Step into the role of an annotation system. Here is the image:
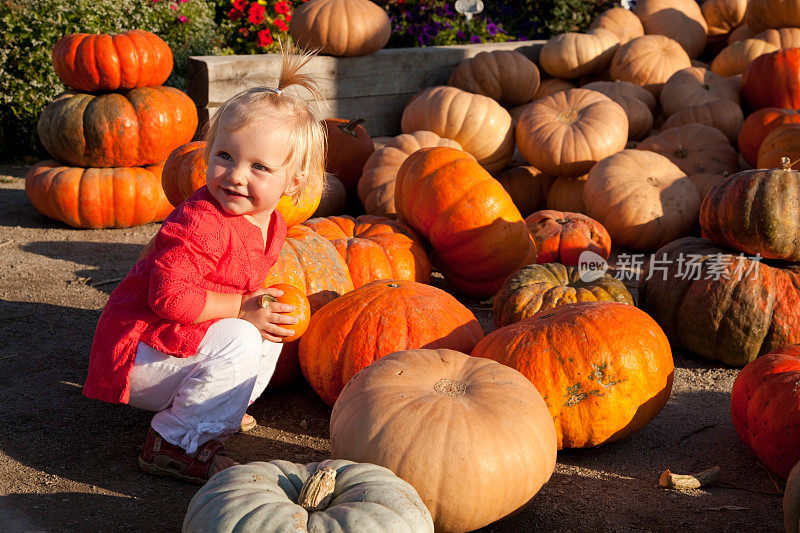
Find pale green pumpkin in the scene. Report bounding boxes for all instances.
[183,459,434,533]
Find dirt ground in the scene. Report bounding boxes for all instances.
[0,162,787,532]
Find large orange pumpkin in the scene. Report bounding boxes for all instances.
[52,30,173,92]
[37,87,197,168]
[738,108,800,167]
[742,47,800,110]
[25,160,173,229]
[330,348,557,533]
[471,301,675,449]
[730,344,800,479]
[298,280,485,406]
[160,140,324,226]
[756,124,800,170]
[302,215,431,287]
[394,147,537,298]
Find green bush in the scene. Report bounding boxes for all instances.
[0,0,224,162]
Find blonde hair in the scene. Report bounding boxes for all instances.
[203,41,327,202]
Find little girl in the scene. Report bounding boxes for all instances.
[83,45,327,484]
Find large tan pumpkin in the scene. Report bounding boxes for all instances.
[661,99,744,144]
[358,130,461,217]
[289,0,391,56]
[330,348,557,533]
[610,35,692,96]
[589,7,645,43]
[447,50,540,106]
[659,67,740,116]
[515,88,628,178]
[539,29,620,79]
[401,86,514,173]
[583,149,700,251]
[754,27,800,48]
[634,0,709,58]
[745,0,800,33]
[636,123,740,176]
[710,38,778,77]
[581,80,656,140]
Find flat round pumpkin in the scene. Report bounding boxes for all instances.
[581,80,656,140]
[358,130,461,217]
[700,160,800,261]
[515,88,628,178]
[661,99,744,144]
[609,35,692,96]
[659,67,740,117]
[330,348,557,533]
[183,459,434,532]
[584,149,700,251]
[298,280,484,406]
[52,30,173,92]
[394,146,536,298]
[638,237,800,366]
[710,37,778,77]
[448,50,541,106]
[289,0,391,56]
[302,214,431,287]
[492,263,633,328]
[539,29,620,79]
[401,86,514,172]
[730,345,800,479]
[25,160,173,229]
[472,301,675,449]
[636,123,740,176]
[37,87,198,168]
[589,7,644,43]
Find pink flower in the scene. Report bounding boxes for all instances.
[178,14,188,23]
[248,3,266,25]
[170,3,177,9]
[257,28,273,47]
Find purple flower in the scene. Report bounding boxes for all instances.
[486,22,498,36]
[470,35,482,44]
[516,34,529,41]
[456,30,467,41]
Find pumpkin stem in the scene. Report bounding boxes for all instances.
[780,156,798,170]
[434,378,467,397]
[298,467,337,512]
[339,118,365,137]
[659,466,720,490]
[674,146,689,159]
[556,110,580,124]
[258,294,277,309]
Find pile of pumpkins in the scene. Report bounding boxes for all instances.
[23,0,800,529]
[26,30,198,229]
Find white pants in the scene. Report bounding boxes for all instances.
[128,318,282,454]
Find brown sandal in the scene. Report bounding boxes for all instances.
[138,428,230,485]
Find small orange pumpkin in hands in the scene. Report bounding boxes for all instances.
[262,284,311,343]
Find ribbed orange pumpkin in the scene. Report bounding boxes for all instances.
[742,48,800,110]
[25,160,173,229]
[471,301,674,449]
[37,87,197,168]
[161,141,324,226]
[526,210,611,266]
[394,147,537,298]
[730,344,800,479]
[161,141,207,207]
[447,50,541,106]
[298,280,485,406]
[302,215,431,287]
[757,124,800,170]
[52,30,173,92]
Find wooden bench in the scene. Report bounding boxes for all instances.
[187,40,545,138]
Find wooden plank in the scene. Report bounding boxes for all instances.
[196,90,420,138]
[187,40,545,108]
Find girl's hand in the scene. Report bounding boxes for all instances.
[239,286,300,343]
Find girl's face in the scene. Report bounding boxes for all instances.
[206,117,298,227]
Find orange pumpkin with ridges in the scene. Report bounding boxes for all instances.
[298,280,484,406]
[394,147,537,298]
[526,209,611,266]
